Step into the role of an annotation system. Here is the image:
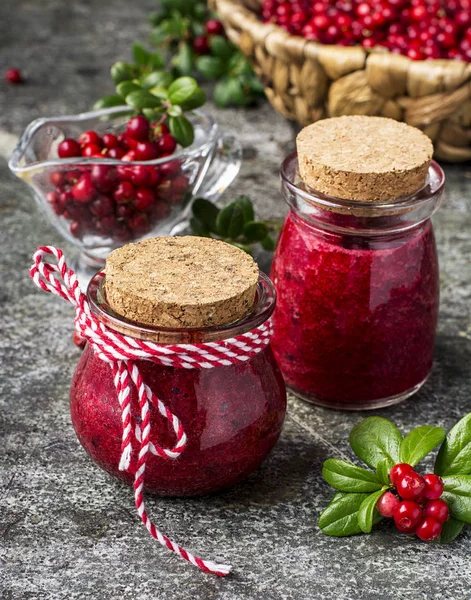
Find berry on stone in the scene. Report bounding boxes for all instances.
[396,471,426,500]
[393,500,423,533]
[126,116,150,141]
[389,463,414,487]
[6,68,23,84]
[424,499,449,524]
[376,491,400,518]
[423,474,444,500]
[58,139,81,159]
[416,516,442,541]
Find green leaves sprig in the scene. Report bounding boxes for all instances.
[94,45,206,147]
[319,414,471,543]
[190,196,281,255]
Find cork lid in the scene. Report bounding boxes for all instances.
[297,116,433,202]
[104,236,259,329]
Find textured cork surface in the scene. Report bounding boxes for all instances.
[297,116,433,202]
[105,236,259,328]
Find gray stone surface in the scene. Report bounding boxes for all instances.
[1,1,471,599]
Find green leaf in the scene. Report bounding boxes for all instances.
[93,95,126,110]
[435,413,471,476]
[168,105,183,117]
[322,459,382,493]
[236,196,254,223]
[196,56,226,79]
[168,76,198,105]
[189,216,210,237]
[125,90,163,110]
[216,202,244,239]
[358,489,387,534]
[141,70,174,90]
[318,493,372,537]
[132,42,150,65]
[210,36,235,60]
[442,475,471,523]
[149,87,169,101]
[142,108,162,121]
[110,61,136,84]
[243,221,269,243]
[169,115,194,147]
[148,51,165,70]
[376,459,391,486]
[150,27,170,46]
[349,417,402,470]
[399,425,447,467]
[261,234,275,252]
[178,88,206,111]
[437,517,466,544]
[116,81,141,98]
[174,41,194,76]
[192,198,220,233]
[213,78,233,108]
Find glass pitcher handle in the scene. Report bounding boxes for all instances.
[193,132,242,203]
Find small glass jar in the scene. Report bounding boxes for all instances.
[270,152,444,410]
[70,271,286,496]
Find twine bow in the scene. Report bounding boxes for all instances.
[30,245,273,577]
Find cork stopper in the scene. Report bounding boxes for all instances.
[297,116,433,202]
[104,236,259,329]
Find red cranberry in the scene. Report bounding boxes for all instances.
[159,160,181,179]
[113,181,135,204]
[117,133,130,150]
[6,68,23,84]
[102,133,119,149]
[396,471,426,500]
[423,474,444,499]
[394,501,423,533]
[126,116,150,142]
[78,131,102,148]
[151,201,171,221]
[72,173,95,203]
[49,171,64,186]
[70,221,82,238]
[106,147,125,159]
[376,491,400,518]
[390,463,414,487]
[116,165,133,181]
[129,212,148,231]
[152,122,170,138]
[157,134,177,156]
[116,204,133,219]
[91,165,116,192]
[58,139,81,159]
[134,187,155,211]
[146,167,161,187]
[114,224,132,241]
[122,150,137,162]
[90,195,114,217]
[130,165,150,187]
[100,215,117,231]
[134,141,159,161]
[171,174,188,194]
[193,36,210,54]
[65,170,82,184]
[416,516,442,541]
[206,19,225,35]
[81,144,103,157]
[424,499,449,524]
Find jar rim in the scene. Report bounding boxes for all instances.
[87,270,276,344]
[281,152,445,214]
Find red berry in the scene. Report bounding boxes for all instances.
[90,195,114,217]
[206,19,225,35]
[146,167,161,187]
[6,68,23,84]
[116,204,133,219]
[81,143,102,157]
[390,463,414,487]
[70,221,82,238]
[376,491,400,518]
[102,133,119,149]
[159,160,181,179]
[393,501,423,533]
[58,139,81,159]
[134,187,155,211]
[193,35,210,54]
[72,173,95,203]
[100,215,117,231]
[134,141,159,161]
[113,181,135,204]
[130,165,150,187]
[49,171,64,186]
[129,212,148,231]
[152,122,170,138]
[423,474,444,499]
[158,134,177,155]
[114,224,132,241]
[126,116,150,142]
[122,150,137,162]
[416,516,442,541]
[396,471,426,500]
[424,499,449,524]
[91,165,116,192]
[151,201,171,221]
[117,133,130,150]
[78,131,102,148]
[106,147,125,159]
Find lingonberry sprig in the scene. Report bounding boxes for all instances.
[319,414,471,544]
[148,0,264,107]
[190,196,281,255]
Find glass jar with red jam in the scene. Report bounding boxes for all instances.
[271,116,444,410]
[70,237,286,495]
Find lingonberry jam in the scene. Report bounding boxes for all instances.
[270,152,444,409]
[70,270,286,496]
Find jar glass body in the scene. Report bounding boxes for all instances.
[70,273,286,496]
[270,153,444,410]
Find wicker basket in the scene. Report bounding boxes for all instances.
[210,0,471,162]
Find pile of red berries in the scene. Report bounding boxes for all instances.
[261,0,471,61]
[47,115,188,242]
[193,19,226,55]
[376,463,449,541]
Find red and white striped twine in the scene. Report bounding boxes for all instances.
[30,245,273,577]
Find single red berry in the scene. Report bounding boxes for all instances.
[91,165,116,192]
[376,491,400,518]
[116,204,133,219]
[424,499,449,524]
[193,35,210,54]
[102,133,119,149]
[116,164,133,181]
[206,19,225,35]
[69,221,82,238]
[170,174,188,193]
[416,516,442,541]
[58,139,81,159]
[126,116,150,141]
[106,147,125,159]
[6,68,23,84]
[121,150,137,162]
[129,212,148,231]
[113,181,135,204]
[158,134,177,155]
[423,474,444,499]
[394,500,423,533]
[72,173,95,203]
[81,143,102,157]
[100,215,117,231]
[151,201,171,221]
[49,171,64,186]
[146,166,161,187]
[114,224,132,241]
[78,131,102,148]
[134,141,159,161]
[134,187,155,211]
[396,471,426,500]
[117,133,130,150]
[130,165,150,187]
[390,463,414,487]
[90,195,114,217]
[159,160,181,179]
